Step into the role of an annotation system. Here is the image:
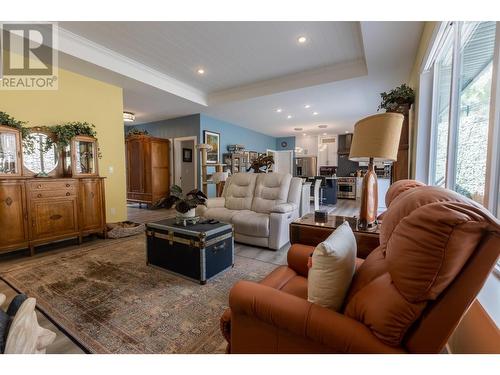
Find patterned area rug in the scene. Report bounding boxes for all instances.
[0,235,277,353]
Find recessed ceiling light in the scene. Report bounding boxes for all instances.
[323,132,327,136]
[197,68,205,75]
[294,127,303,131]
[313,112,318,116]
[304,104,311,109]
[318,125,328,129]
[287,115,292,119]
[297,36,307,44]
[303,133,307,136]
[345,130,349,133]
[276,108,282,113]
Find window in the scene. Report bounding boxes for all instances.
[430,31,453,187]
[428,21,498,206]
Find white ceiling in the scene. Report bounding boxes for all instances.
[204,22,424,136]
[55,21,424,136]
[60,22,365,94]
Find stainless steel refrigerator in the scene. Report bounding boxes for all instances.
[294,156,317,177]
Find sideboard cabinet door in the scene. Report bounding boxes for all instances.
[0,180,28,252]
[30,198,79,240]
[79,178,105,232]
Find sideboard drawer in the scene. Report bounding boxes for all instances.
[30,189,77,200]
[28,180,77,191]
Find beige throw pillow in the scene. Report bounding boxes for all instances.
[307,221,357,311]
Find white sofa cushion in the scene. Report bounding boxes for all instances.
[225,173,257,211]
[202,207,239,223]
[271,202,297,213]
[251,173,292,214]
[307,221,357,311]
[231,210,270,237]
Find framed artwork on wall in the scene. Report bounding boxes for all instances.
[203,130,220,164]
[182,148,192,162]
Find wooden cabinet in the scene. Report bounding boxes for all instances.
[30,198,79,240]
[0,180,28,253]
[79,178,105,234]
[126,135,170,205]
[0,178,106,256]
[0,126,107,256]
[0,125,23,177]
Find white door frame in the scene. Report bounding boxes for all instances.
[173,136,198,189]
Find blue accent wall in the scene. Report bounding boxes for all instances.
[200,114,276,154]
[129,114,200,140]
[276,136,296,151]
[126,113,280,198]
[200,114,277,197]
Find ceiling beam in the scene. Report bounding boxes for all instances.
[207,58,368,106]
[57,26,208,106]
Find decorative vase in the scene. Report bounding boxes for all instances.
[176,208,196,219]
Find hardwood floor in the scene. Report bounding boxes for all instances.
[0,198,361,354]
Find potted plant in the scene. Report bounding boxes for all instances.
[378,83,415,112]
[164,185,207,220]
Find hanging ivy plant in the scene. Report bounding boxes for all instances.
[1,112,97,155]
[378,83,415,111]
[126,127,149,136]
[0,111,29,137]
[50,122,97,148]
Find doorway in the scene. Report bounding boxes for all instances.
[173,136,198,193]
[267,149,294,174]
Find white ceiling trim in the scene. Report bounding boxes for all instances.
[57,27,208,106]
[207,58,368,105]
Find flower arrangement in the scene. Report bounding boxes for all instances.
[378,83,415,112]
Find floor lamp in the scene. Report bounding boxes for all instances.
[349,113,404,229]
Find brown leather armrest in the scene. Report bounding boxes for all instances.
[287,244,314,277]
[229,281,404,353]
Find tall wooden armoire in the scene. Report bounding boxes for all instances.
[126,134,170,206]
[389,104,410,183]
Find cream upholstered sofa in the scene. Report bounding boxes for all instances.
[197,173,302,250]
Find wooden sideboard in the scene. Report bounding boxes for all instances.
[0,125,107,256]
[0,177,106,256]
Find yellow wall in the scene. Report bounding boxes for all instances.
[0,68,126,222]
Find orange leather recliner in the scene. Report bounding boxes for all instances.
[220,181,500,353]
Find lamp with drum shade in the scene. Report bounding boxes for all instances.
[349,113,404,229]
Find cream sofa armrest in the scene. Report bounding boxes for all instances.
[271,203,297,213]
[206,197,226,209]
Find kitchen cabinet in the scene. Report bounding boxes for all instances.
[295,135,318,156]
[318,135,338,166]
[338,133,353,154]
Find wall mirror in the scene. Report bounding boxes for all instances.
[23,132,59,175]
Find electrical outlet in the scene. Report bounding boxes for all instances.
[108,166,114,174]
